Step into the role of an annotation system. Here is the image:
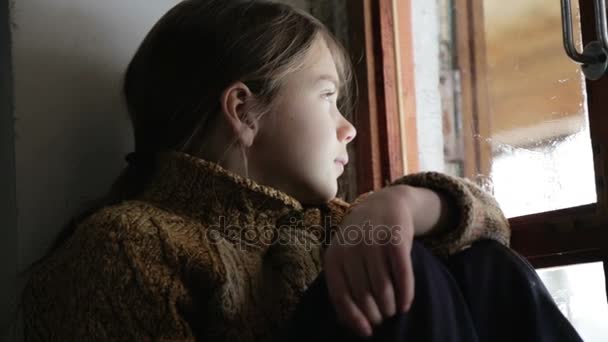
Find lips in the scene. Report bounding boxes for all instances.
[335,161,345,176]
[334,156,349,167]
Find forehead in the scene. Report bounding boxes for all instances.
[298,37,340,84]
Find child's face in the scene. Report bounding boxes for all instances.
[250,37,357,205]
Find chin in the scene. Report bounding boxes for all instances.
[301,182,337,206]
[318,182,338,203]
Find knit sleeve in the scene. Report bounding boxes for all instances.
[22,208,220,341]
[321,172,509,259]
[389,171,511,257]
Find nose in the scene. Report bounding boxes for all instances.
[338,116,357,144]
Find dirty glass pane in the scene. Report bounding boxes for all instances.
[439,0,597,218]
[537,262,608,341]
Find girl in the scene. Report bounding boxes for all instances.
[21,0,582,341]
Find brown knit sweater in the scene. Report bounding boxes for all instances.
[22,149,510,341]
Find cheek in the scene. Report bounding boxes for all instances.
[292,111,336,163]
[275,100,335,152]
[260,128,340,203]
[257,98,339,182]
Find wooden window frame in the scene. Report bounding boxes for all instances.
[347,0,410,194]
[347,0,608,278]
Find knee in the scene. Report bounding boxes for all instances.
[410,240,433,262]
[454,239,540,283]
[410,240,446,273]
[466,239,511,257]
[466,239,528,267]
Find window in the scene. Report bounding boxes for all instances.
[537,262,608,340]
[440,0,596,218]
[345,0,608,340]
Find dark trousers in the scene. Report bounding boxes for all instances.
[279,240,584,342]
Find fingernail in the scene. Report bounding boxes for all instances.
[361,323,372,337]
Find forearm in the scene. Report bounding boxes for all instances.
[392,185,458,238]
[383,171,510,256]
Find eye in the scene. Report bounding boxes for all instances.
[322,91,337,101]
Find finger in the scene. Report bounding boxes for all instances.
[364,246,396,318]
[344,252,384,327]
[325,257,373,338]
[388,240,415,313]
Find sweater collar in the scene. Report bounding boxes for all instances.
[136,149,329,249]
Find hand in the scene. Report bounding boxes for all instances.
[322,185,416,338]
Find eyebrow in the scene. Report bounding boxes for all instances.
[315,74,340,88]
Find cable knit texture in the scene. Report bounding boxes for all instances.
[22,150,510,341]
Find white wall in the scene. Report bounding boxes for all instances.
[12,0,179,276]
[4,0,179,339]
[411,0,445,172]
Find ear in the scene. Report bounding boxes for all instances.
[219,81,258,147]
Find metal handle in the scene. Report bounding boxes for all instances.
[561,0,608,80]
[594,0,608,52]
[562,0,597,64]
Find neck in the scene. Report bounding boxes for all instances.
[135,149,307,250]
